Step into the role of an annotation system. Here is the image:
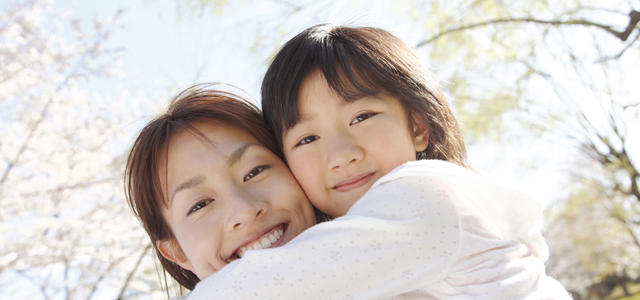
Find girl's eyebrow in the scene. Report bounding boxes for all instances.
[292,114,313,126]
[171,176,206,207]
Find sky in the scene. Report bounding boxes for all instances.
[55,0,421,102]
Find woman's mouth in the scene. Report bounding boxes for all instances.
[234,224,286,258]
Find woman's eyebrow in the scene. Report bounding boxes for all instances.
[169,143,261,206]
[171,176,206,206]
[227,143,260,167]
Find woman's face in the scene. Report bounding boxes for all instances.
[158,121,316,280]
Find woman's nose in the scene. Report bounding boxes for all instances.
[326,132,364,171]
[226,193,268,231]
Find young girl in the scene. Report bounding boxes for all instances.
[124,85,320,294]
[186,24,571,299]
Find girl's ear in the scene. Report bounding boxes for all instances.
[412,122,430,152]
[157,240,193,272]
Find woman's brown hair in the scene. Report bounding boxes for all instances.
[124,84,328,292]
[261,24,470,169]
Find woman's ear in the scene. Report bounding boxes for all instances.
[412,122,430,152]
[157,240,193,272]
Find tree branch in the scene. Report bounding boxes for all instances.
[417,10,640,47]
[85,256,126,300]
[629,165,640,202]
[609,205,640,250]
[621,101,640,110]
[597,30,640,62]
[621,10,640,41]
[116,243,151,300]
[0,15,116,186]
[17,269,53,300]
[64,258,70,300]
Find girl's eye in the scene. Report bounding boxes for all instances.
[188,199,213,216]
[350,112,378,125]
[243,165,271,182]
[295,135,319,147]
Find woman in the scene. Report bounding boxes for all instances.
[124,84,321,294]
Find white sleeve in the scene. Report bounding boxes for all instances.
[187,173,462,300]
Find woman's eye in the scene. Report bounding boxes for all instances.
[243,165,271,182]
[350,112,377,125]
[295,135,319,147]
[188,199,213,216]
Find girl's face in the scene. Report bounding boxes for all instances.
[282,71,429,217]
[158,121,316,280]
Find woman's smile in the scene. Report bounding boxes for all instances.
[158,121,316,279]
[234,223,287,258]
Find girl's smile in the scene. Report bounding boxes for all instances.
[282,71,429,217]
[332,172,376,192]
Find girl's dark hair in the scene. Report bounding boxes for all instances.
[261,24,470,169]
[124,84,328,292]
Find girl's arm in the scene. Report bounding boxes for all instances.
[186,170,463,300]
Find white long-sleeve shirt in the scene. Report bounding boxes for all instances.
[182,160,570,300]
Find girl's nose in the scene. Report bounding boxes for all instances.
[226,193,268,231]
[326,132,364,171]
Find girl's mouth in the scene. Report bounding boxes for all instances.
[333,172,375,192]
[234,224,286,258]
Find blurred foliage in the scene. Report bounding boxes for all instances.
[0,1,163,299]
[175,0,227,19]
[421,2,640,297]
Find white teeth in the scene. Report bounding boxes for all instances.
[253,241,264,250]
[235,226,285,258]
[261,237,272,248]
